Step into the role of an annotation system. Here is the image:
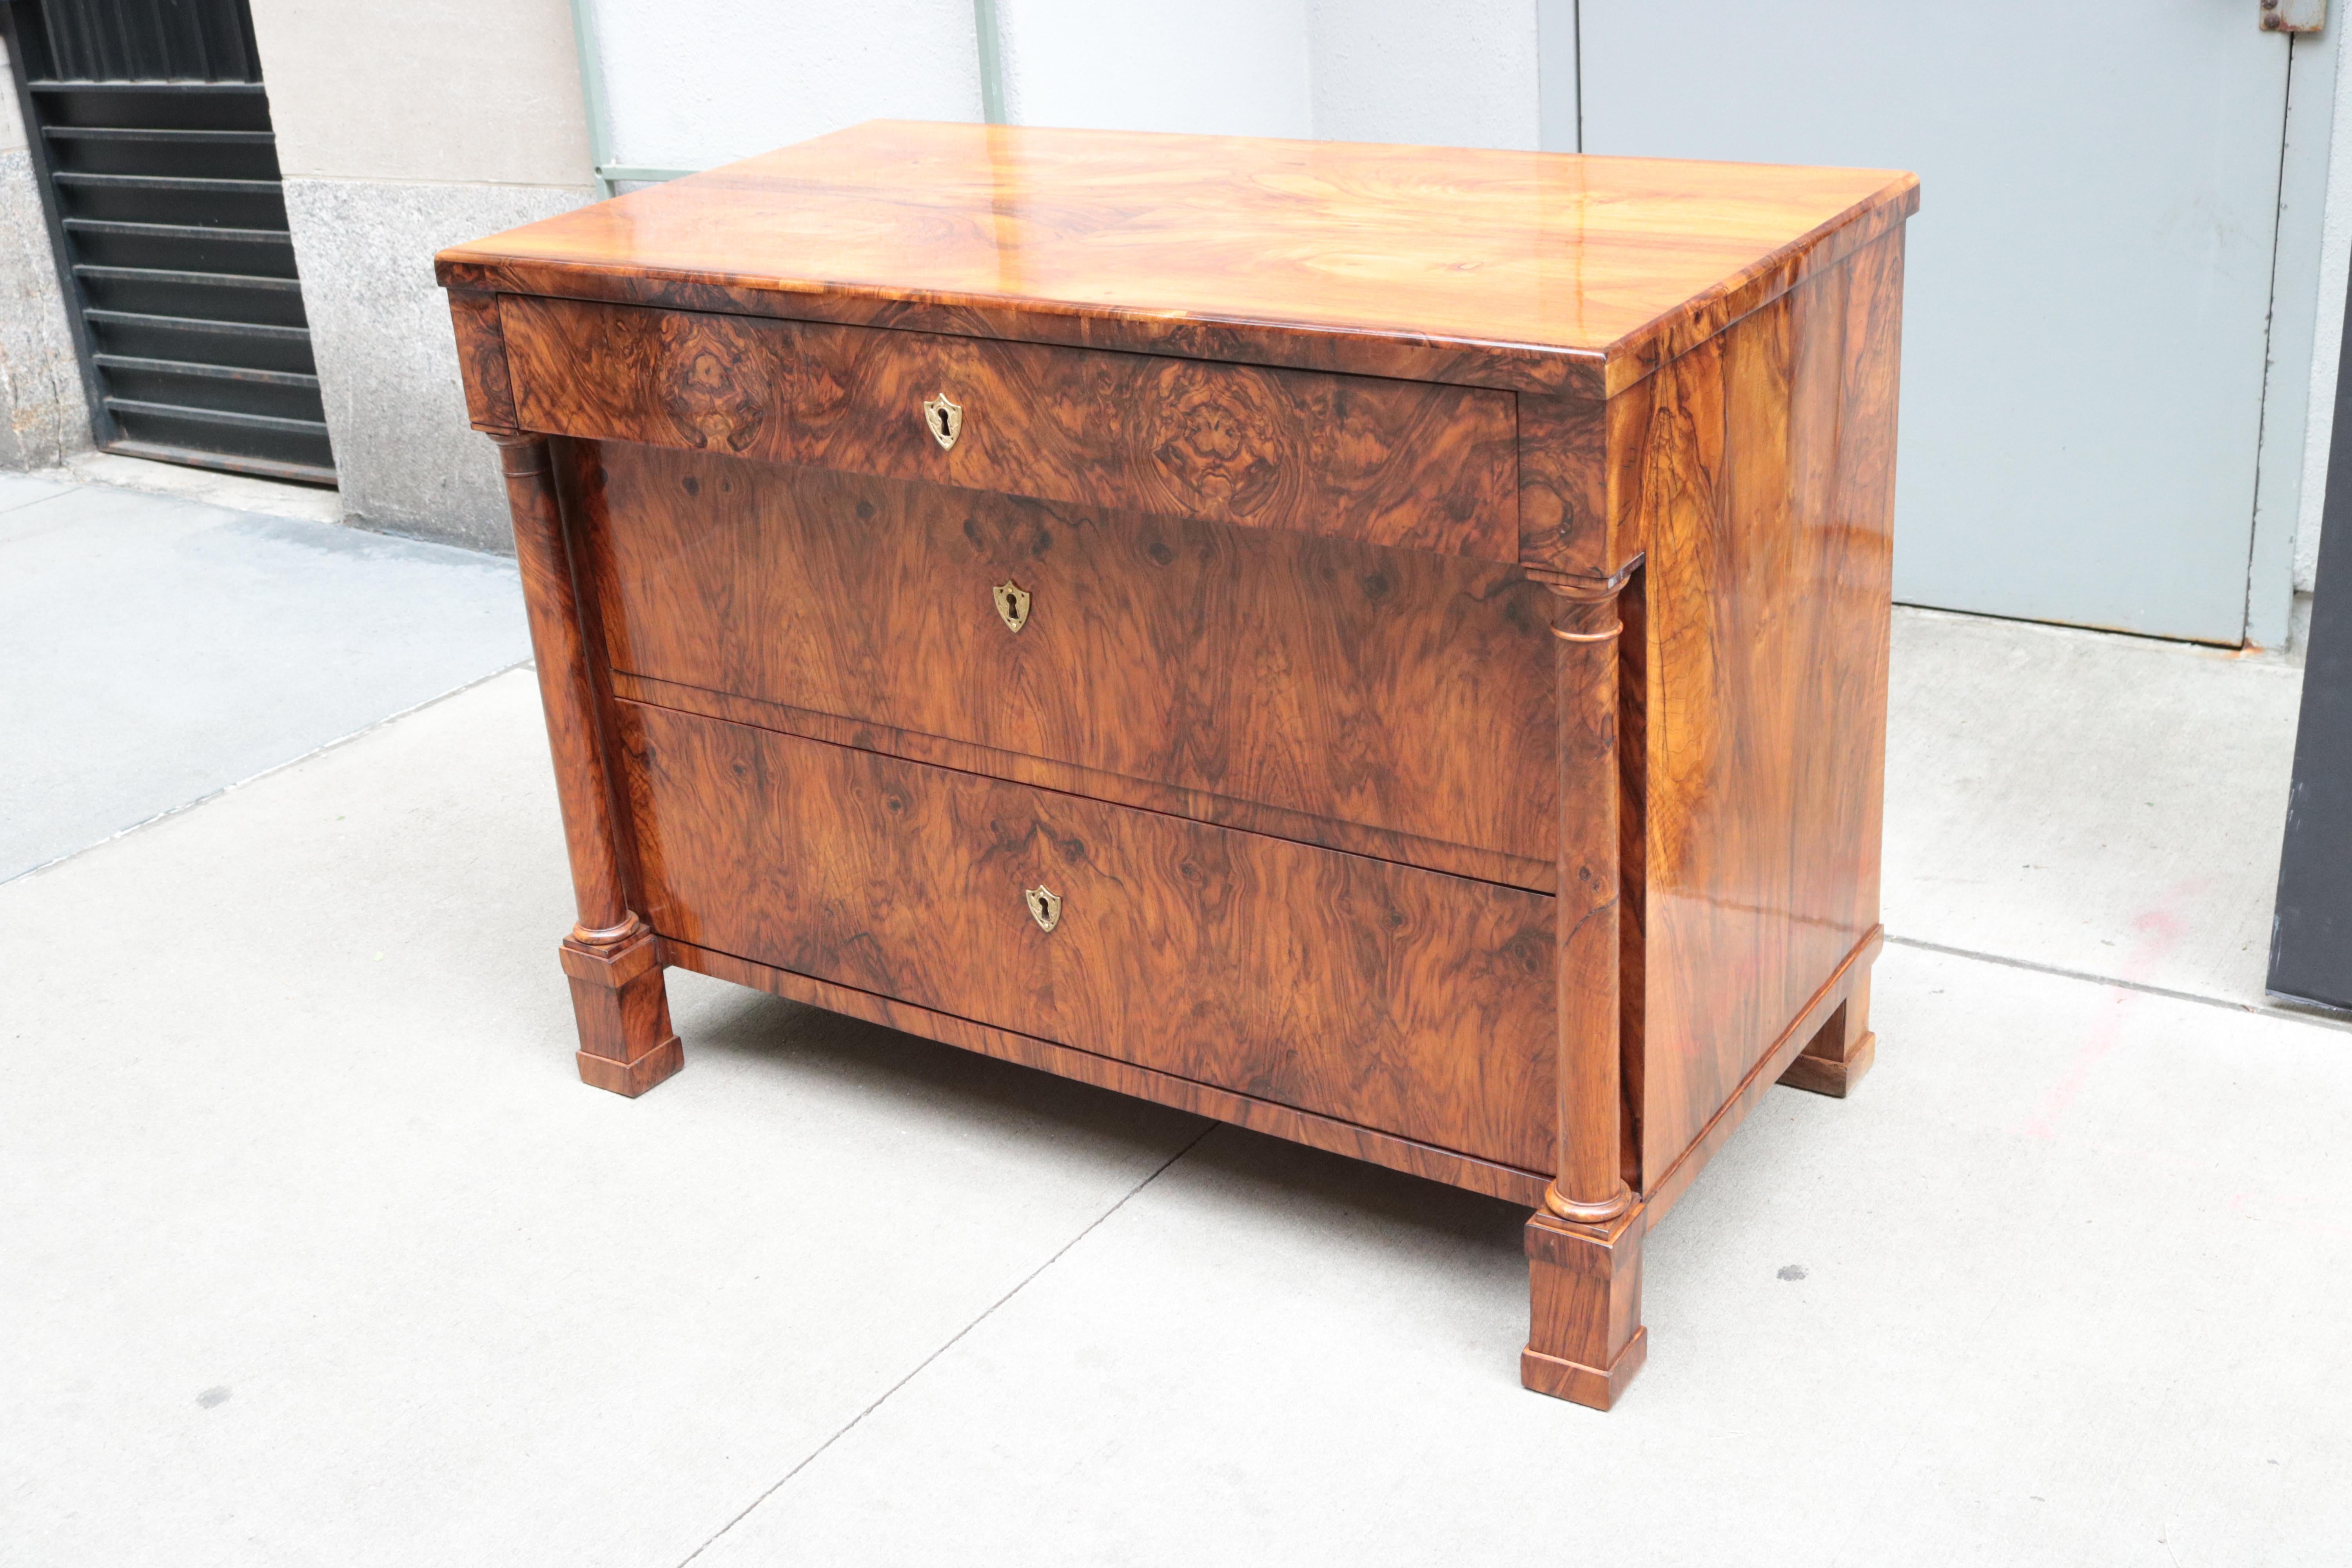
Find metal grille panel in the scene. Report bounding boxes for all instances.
[3,0,335,486]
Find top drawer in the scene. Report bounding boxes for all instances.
[498,295,1519,562]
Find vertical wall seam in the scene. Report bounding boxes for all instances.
[974,0,1006,125]
[566,0,616,196]
[2246,37,2305,648]
[1573,0,1583,152]
[2248,25,2342,650]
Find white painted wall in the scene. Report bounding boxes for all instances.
[997,0,1312,138]
[967,1,1545,147]
[584,0,1544,165]
[1308,0,1539,150]
[592,0,985,171]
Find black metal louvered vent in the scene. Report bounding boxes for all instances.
[3,0,335,485]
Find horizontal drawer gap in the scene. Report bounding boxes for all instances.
[64,218,291,245]
[91,353,319,389]
[103,397,328,436]
[75,264,302,291]
[83,308,309,341]
[53,171,281,194]
[42,125,274,144]
[105,438,335,486]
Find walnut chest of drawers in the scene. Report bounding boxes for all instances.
[437,120,1916,1410]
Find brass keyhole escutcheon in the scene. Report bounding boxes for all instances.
[922,391,963,451]
[1025,884,1062,933]
[993,579,1031,634]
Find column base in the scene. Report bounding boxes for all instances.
[575,1037,684,1097]
[559,926,683,1098]
[1522,1203,1646,1410]
[1521,1327,1648,1409]
[1778,974,1875,1099]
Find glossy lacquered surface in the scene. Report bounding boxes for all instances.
[503,295,1520,559]
[570,443,1557,876]
[614,700,1558,1171]
[1629,228,1902,1199]
[445,123,1912,1412]
[437,120,1916,396]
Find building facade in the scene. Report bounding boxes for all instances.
[3,0,2347,647]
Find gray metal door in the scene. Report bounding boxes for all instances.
[1577,2,2302,644]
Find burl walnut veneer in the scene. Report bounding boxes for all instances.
[437,120,1915,1410]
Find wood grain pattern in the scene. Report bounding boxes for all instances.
[440,124,1914,1413]
[667,938,1551,1207]
[500,435,632,940]
[497,433,681,1097]
[1521,1206,1645,1408]
[1642,929,1880,1227]
[447,289,517,434]
[436,120,1917,398]
[611,671,1554,893]
[560,926,682,1096]
[570,443,1557,868]
[614,701,1560,1171]
[1625,226,1903,1191]
[1519,393,1615,578]
[1539,576,1635,1226]
[502,296,1520,561]
[1776,973,1876,1098]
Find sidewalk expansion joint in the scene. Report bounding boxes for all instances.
[1884,933,2352,1034]
[673,1120,1220,1567]
[0,659,534,889]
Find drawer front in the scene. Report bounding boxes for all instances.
[577,443,1558,870]
[616,701,1556,1172]
[503,294,1519,561]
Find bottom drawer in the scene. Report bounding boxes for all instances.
[614,700,1557,1172]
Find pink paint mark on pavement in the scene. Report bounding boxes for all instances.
[2021,879,2209,1139]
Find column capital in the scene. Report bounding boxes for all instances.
[1527,552,1643,604]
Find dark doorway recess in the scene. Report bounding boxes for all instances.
[2270,251,2352,1012]
[2,0,335,485]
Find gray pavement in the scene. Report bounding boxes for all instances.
[0,470,525,881]
[1,477,2344,1566]
[1883,606,2306,1010]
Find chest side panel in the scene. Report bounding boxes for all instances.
[1633,227,1902,1189]
[575,442,1558,869]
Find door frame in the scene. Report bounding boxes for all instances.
[2249,26,2339,651]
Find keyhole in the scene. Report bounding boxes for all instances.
[922,393,962,450]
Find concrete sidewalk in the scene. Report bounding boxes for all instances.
[2,483,2344,1566]
[0,468,525,882]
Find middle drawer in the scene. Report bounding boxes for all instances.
[576,440,1559,875]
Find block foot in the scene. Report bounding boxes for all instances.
[1522,1204,1645,1409]
[1778,976,1875,1099]
[1521,1326,1648,1408]
[576,1036,684,1097]
[560,925,684,1098]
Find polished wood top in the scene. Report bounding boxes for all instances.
[436,120,1915,396]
